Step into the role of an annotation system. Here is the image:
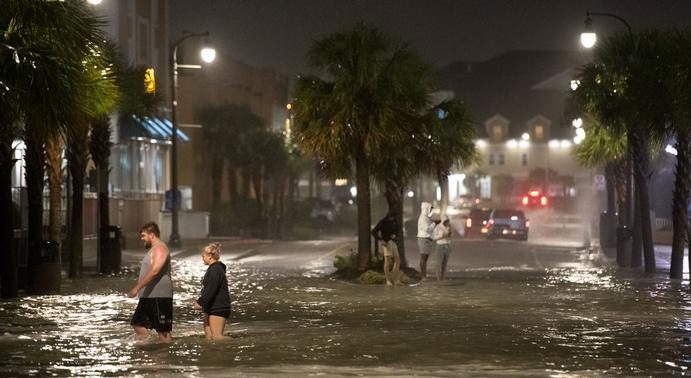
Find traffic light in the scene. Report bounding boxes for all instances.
[144,67,156,94]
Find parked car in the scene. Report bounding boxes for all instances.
[486,209,529,241]
[464,208,492,237]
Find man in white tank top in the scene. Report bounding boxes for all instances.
[127,222,173,341]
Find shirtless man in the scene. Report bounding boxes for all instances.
[127,222,173,341]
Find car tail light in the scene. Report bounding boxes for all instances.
[529,191,540,197]
[488,219,494,226]
[466,218,472,228]
[541,196,547,206]
[525,220,530,228]
[522,196,529,205]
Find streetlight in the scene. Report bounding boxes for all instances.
[580,10,633,49]
[169,31,215,248]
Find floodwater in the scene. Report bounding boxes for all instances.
[2,250,691,377]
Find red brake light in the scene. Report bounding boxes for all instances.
[466,218,472,228]
[522,196,529,205]
[541,196,547,206]
[488,219,495,225]
[529,191,540,197]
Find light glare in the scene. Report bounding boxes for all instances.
[200,47,216,63]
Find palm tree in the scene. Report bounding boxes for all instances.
[419,99,477,217]
[66,40,118,278]
[573,31,671,273]
[197,105,228,209]
[1,0,105,293]
[293,23,432,271]
[667,31,691,279]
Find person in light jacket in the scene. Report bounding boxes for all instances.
[417,202,436,279]
[433,216,453,280]
[194,242,231,340]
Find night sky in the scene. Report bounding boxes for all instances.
[170,0,691,75]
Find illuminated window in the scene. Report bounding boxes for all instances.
[492,125,503,140]
[535,125,544,140]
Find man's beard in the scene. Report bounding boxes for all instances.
[145,241,152,249]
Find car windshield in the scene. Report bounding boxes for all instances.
[493,210,525,219]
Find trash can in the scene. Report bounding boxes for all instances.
[28,240,61,295]
[100,225,122,274]
[616,225,632,267]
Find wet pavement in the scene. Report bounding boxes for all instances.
[1,236,691,377]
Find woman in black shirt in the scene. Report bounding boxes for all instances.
[194,242,231,340]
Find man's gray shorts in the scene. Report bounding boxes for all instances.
[417,237,435,255]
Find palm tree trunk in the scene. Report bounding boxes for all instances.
[240,169,251,200]
[670,131,691,279]
[631,188,642,267]
[46,136,63,242]
[438,170,449,217]
[25,125,46,268]
[630,131,655,273]
[0,137,17,298]
[355,150,372,271]
[283,174,296,238]
[384,182,407,268]
[97,164,109,269]
[67,125,89,278]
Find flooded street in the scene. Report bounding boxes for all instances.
[2,238,691,377]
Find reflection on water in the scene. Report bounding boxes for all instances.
[1,257,691,376]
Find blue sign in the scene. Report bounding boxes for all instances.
[164,190,181,211]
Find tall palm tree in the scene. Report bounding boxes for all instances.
[66,40,118,278]
[1,0,105,293]
[574,31,670,273]
[571,111,628,248]
[667,30,691,279]
[293,24,432,271]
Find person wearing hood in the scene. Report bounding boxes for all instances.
[433,216,453,280]
[194,242,231,340]
[417,202,436,279]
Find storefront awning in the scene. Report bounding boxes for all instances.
[130,114,190,142]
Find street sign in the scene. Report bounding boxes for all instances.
[593,174,606,191]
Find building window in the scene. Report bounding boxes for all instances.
[522,153,528,166]
[489,153,495,165]
[492,125,503,141]
[535,125,544,140]
[498,153,505,166]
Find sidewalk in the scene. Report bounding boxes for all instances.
[597,229,689,273]
[83,236,272,270]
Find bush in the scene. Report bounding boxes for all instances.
[358,270,386,284]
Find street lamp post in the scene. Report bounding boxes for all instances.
[579,11,634,264]
[169,31,215,248]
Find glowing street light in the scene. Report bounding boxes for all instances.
[580,10,632,49]
[168,31,215,248]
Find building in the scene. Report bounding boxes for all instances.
[439,50,595,205]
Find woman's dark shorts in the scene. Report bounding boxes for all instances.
[130,297,173,332]
[207,309,231,319]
